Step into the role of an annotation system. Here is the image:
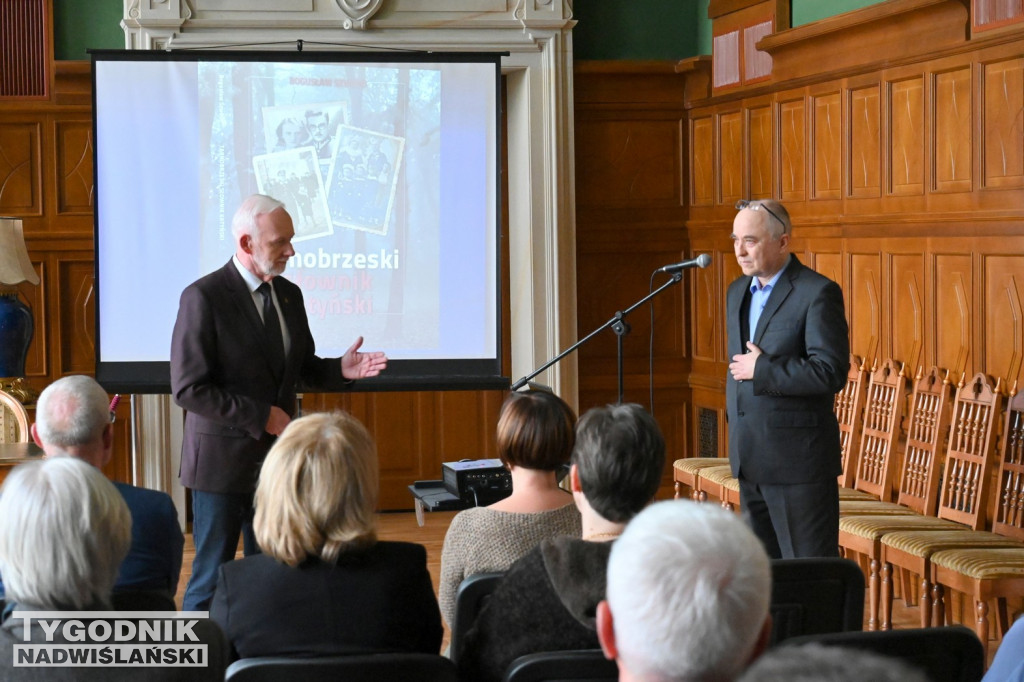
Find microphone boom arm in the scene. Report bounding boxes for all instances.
[511,270,685,403]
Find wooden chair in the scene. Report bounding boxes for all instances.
[879,385,1024,630]
[0,388,29,444]
[927,386,1024,658]
[694,463,741,511]
[673,456,729,501]
[837,371,993,631]
[836,354,868,492]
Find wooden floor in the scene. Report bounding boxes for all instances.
[176,510,1006,666]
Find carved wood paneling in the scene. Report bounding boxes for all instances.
[934,66,972,193]
[889,77,925,196]
[850,253,882,362]
[982,57,1024,190]
[983,255,1024,384]
[692,261,718,362]
[55,120,94,214]
[574,118,684,208]
[719,110,744,202]
[21,261,46,378]
[890,253,926,374]
[812,92,842,199]
[850,85,881,198]
[58,259,95,375]
[691,116,714,205]
[779,98,806,202]
[934,254,973,378]
[0,123,42,214]
[748,104,773,198]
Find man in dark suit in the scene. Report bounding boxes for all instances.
[170,193,386,611]
[726,199,849,559]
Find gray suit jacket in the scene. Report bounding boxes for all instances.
[725,255,849,484]
[170,260,349,494]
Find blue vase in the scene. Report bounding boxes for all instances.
[0,293,33,377]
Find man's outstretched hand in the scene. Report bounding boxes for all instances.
[341,336,388,380]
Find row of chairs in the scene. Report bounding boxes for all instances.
[673,356,1024,658]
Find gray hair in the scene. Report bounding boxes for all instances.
[0,457,131,609]
[231,193,285,241]
[35,375,110,449]
[736,644,930,682]
[606,500,771,682]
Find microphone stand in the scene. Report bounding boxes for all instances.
[511,271,684,403]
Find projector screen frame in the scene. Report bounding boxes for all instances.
[90,48,509,395]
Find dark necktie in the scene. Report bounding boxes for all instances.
[257,281,286,372]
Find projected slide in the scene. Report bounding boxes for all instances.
[93,52,503,392]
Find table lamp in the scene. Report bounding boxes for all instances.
[0,217,40,403]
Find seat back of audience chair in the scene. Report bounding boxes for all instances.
[503,649,618,682]
[450,571,504,664]
[769,557,865,645]
[779,625,984,682]
[225,653,459,682]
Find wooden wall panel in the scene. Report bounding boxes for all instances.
[982,57,1024,190]
[779,98,806,202]
[21,261,47,378]
[0,122,42,214]
[575,118,684,207]
[850,253,883,360]
[748,104,773,198]
[692,259,718,362]
[889,77,925,196]
[890,252,926,373]
[934,254,973,378]
[57,259,95,375]
[55,120,94,214]
[849,85,881,198]
[719,110,744,202]
[692,116,715,206]
[812,92,842,199]
[934,66,973,193]
[983,255,1024,383]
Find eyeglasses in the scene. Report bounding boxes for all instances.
[735,200,787,234]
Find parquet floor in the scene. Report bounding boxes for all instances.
[176,510,1007,668]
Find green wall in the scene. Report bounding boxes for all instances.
[50,0,889,62]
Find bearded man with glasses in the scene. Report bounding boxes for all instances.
[725,199,850,559]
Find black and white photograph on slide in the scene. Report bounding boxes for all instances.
[253,148,332,242]
[326,125,405,236]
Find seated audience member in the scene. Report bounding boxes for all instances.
[984,616,1024,682]
[439,390,581,627]
[0,457,226,681]
[0,375,183,600]
[737,644,929,682]
[210,411,442,659]
[456,403,664,682]
[596,500,772,682]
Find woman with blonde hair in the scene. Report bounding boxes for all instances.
[210,411,442,660]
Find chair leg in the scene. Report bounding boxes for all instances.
[900,568,916,606]
[880,562,892,631]
[868,559,880,632]
[919,577,932,628]
[931,583,945,627]
[674,481,681,499]
[975,599,990,662]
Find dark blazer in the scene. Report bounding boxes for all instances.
[170,260,348,494]
[725,255,849,485]
[210,541,443,660]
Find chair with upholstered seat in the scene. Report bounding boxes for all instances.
[836,355,869,493]
[449,571,504,665]
[673,457,731,501]
[503,649,618,681]
[0,388,29,444]
[837,371,994,630]
[779,625,985,682]
[225,653,460,682]
[878,385,1024,630]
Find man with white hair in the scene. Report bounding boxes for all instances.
[597,500,773,682]
[0,374,184,599]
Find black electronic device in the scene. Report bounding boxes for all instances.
[442,458,512,506]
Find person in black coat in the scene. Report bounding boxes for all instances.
[209,411,442,660]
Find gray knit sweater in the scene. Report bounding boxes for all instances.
[438,503,581,626]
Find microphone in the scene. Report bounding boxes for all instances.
[658,253,711,274]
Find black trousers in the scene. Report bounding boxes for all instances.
[739,477,839,559]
